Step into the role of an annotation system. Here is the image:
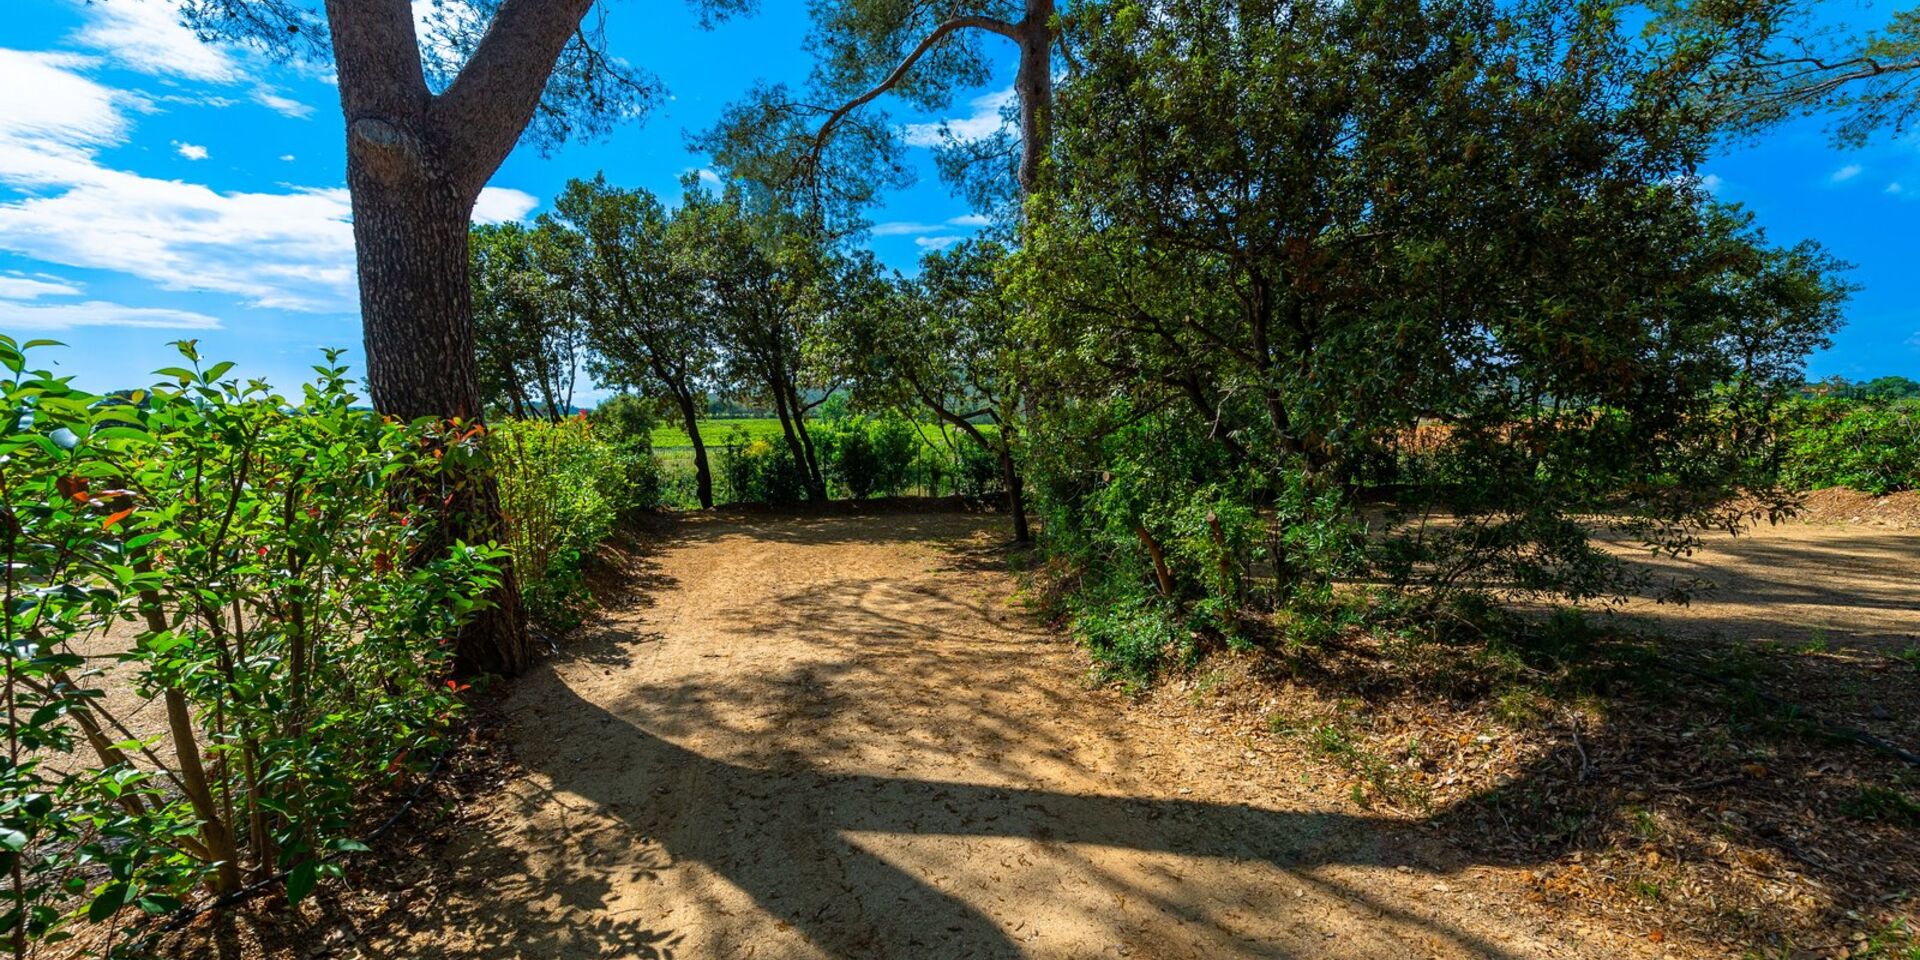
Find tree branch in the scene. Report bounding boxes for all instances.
[808,15,1020,169]
[434,0,598,196]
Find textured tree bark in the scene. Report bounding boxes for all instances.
[322,0,599,677]
[674,391,715,509]
[1013,0,1055,196]
[996,434,1031,543]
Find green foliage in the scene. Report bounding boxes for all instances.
[819,414,919,499]
[491,416,653,629]
[470,220,590,420]
[1008,0,1847,679]
[716,427,808,505]
[0,339,503,955]
[1777,397,1920,494]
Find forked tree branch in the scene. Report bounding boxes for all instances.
[808,14,1020,169]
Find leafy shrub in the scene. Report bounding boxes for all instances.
[716,427,806,504]
[950,435,1004,498]
[586,395,664,512]
[1778,397,1920,494]
[820,414,919,498]
[0,339,503,955]
[491,416,647,628]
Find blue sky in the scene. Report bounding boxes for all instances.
[0,1,1915,398]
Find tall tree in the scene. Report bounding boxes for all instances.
[697,0,1059,228]
[470,220,589,421]
[181,0,752,675]
[677,186,840,502]
[553,175,722,509]
[1015,0,1848,603]
[844,240,1031,541]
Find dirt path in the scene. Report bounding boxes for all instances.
[371,509,1651,960]
[1611,520,1920,655]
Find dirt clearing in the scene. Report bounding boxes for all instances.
[322,509,1639,959]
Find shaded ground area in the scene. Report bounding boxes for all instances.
[370,510,1605,959]
[1612,518,1919,656]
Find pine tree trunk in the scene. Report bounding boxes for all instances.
[1013,1,1055,197]
[345,134,532,677]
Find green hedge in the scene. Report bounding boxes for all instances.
[1778,397,1920,495]
[491,415,659,628]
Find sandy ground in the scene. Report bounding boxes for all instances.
[374,510,1640,960]
[1608,518,1919,655]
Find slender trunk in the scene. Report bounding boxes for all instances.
[996,432,1031,543]
[675,391,714,509]
[765,361,823,502]
[1014,0,1055,198]
[345,145,531,677]
[133,588,242,894]
[786,381,827,501]
[1135,524,1174,597]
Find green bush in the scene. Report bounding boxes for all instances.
[716,426,807,504]
[491,416,649,629]
[1778,397,1920,494]
[0,339,502,955]
[820,414,919,498]
[951,436,1004,498]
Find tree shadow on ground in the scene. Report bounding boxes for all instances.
[372,509,1580,958]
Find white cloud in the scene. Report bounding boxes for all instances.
[0,53,356,311]
[279,154,296,162]
[872,220,943,237]
[947,213,993,227]
[0,50,534,319]
[67,0,240,83]
[0,50,132,186]
[472,187,538,224]
[0,272,82,300]
[1831,163,1864,183]
[251,87,313,119]
[901,87,1015,147]
[0,298,221,331]
[696,168,722,186]
[1888,182,1905,195]
[174,141,208,160]
[913,236,963,252]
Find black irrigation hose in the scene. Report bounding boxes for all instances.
[1660,661,1920,769]
[154,745,453,934]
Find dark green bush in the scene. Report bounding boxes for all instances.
[1778,397,1920,494]
[821,414,919,498]
[717,426,807,504]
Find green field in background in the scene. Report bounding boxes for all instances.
[651,417,995,450]
[651,417,787,449]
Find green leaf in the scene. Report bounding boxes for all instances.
[87,881,128,922]
[285,859,318,906]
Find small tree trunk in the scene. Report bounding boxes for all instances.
[996,435,1030,543]
[1013,0,1055,197]
[1135,524,1174,597]
[676,392,714,509]
[786,382,827,500]
[345,133,531,677]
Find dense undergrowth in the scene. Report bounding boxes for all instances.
[0,340,503,957]
[704,412,1003,508]
[1777,397,1920,494]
